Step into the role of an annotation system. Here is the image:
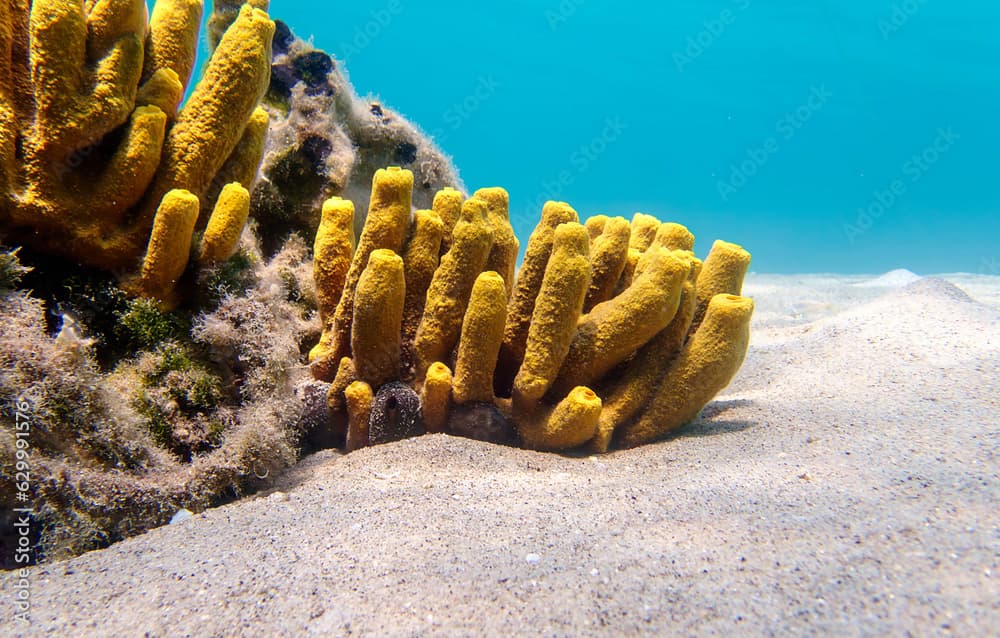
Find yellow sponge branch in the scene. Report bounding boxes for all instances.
[432,187,463,254]
[310,197,356,368]
[693,239,752,330]
[142,0,203,90]
[401,209,445,378]
[495,201,579,395]
[453,271,507,405]
[583,216,630,312]
[629,212,660,252]
[344,380,373,452]
[474,187,519,300]
[420,362,453,434]
[321,167,414,375]
[512,222,591,412]
[352,249,406,389]
[412,197,494,379]
[517,386,602,452]
[551,248,689,398]
[197,182,250,265]
[620,294,754,448]
[133,188,199,305]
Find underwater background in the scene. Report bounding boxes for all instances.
[195,1,998,274]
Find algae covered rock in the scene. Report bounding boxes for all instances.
[244,20,463,252]
[0,228,320,563]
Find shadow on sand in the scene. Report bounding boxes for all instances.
[675,399,756,439]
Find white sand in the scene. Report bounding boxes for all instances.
[3,274,998,636]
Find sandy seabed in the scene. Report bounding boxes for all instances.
[2,272,998,637]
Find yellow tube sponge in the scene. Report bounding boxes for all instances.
[322,166,413,374]
[653,222,695,252]
[143,4,273,220]
[197,182,249,264]
[474,187,519,300]
[142,0,203,90]
[326,356,358,430]
[583,216,630,312]
[495,201,579,395]
[453,271,507,405]
[693,240,752,330]
[614,248,643,296]
[517,386,602,452]
[619,294,754,448]
[412,197,494,378]
[309,197,356,368]
[401,209,445,378]
[512,222,591,411]
[28,0,146,157]
[585,214,609,241]
[0,0,273,300]
[204,106,270,210]
[73,105,168,225]
[344,380,373,452]
[135,68,184,118]
[551,248,689,398]
[589,255,701,453]
[420,362,453,434]
[432,187,463,254]
[352,249,406,389]
[134,189,199,304]
[629,213,660,252]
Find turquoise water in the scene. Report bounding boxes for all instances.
[209,1,998,274]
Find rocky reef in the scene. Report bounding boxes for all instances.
[241,14,463,253]
[311,168,754,453]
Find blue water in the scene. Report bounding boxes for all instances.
[205,1,1000,274]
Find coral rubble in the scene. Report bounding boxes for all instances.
[313,168,754,453]
[0,0,273,305]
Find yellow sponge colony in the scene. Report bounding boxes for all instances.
[311,168,754,453]
[0,0,274,305]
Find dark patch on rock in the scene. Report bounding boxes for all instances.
[369,382,424,445]
[393,142,418,165]
[293,51,334,89]
[448,402,517,445]
[272,20,295,55]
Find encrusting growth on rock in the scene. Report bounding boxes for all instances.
[311,168,754,452]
